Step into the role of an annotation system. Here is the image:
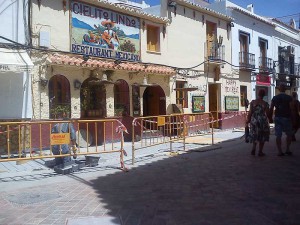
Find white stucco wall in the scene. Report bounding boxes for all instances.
[0,0,28,44]
[31,0,70,51]
[0,72,32,119]
[0,0,33,119]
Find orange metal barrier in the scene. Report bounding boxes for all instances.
[0,119,128,171]
[131,113,214,165]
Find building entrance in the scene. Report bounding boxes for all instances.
[143,86,166,116]
[209,83,220,128]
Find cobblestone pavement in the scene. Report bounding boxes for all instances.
[0,130,299,225]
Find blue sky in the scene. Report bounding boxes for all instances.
[145,0,300,22]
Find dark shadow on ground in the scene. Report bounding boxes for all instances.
[87,133,300,225]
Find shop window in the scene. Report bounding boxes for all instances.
[176,81,188,108]
[49,75,71,119]
[114,79,130,116]
[147,25,160,52]
[240,86,247,107]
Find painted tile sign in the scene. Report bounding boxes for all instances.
[225,96,239,111]
[71,1,140,62]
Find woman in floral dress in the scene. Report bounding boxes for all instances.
[246,89,270,156]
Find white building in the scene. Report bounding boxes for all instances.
[270,18,300,97]
[208,0,300,103]
[0,0,34,119]
[208,0,276,104]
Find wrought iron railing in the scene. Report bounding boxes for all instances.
[239,52,255,69]
[279,62,300,76]
[259,57,273,72]
[206,42,225,61]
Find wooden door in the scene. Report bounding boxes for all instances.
[259,41,266,68]
[143,86,166,116]
[240,35,248,64]
[206,21,217,58]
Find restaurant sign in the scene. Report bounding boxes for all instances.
[256,74,271,86]
[70,1,140,62]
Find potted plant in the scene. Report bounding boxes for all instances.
[114,104,124,117]
[50,104,71,119]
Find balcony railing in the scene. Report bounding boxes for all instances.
[279,62,300,76]
[259,57,273,72]
[205,42,225,62]
[239,52,255,69]
[295,63,300,76]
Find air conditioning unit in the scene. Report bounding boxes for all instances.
[287,46,295,55]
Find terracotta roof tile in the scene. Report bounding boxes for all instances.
[47,53,176,75]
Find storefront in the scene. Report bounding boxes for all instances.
[0,48,34,119]
[256,73,271,102]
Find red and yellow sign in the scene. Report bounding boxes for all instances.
[50,133,70,145]
[256,74,271,86]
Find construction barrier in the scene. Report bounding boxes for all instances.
[210,111,248,129]
[0,119,128,171]
[131,113,214,165]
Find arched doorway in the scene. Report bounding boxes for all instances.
[49,75,71,119]
[80,77,106,118]
[143,85,166,116]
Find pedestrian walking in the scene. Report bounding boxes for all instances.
[246,89,270,156]
[269,83,293,156]
[290,92,300,141]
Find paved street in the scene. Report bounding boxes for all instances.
[0,129,299,225]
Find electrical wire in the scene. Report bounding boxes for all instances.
[0,35,271,74]
[275,13,300,19]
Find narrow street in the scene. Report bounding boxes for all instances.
[0,131,299,225]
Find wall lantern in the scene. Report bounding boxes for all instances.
[218,35,223,45]
[168,1,177,15]
[37,0,41,9]
[74,79,81,90]
[83,54,89,61]
[168,0,177,7]
[63,0,67,13]
[227,22,234,33]
[163,25,166,38]
[202,15,205,25]
[40,78,48,88]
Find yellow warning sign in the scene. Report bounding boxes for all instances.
[157,117,165,126]
[50,133,70,145]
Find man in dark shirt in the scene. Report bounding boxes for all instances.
[269,83,293,156]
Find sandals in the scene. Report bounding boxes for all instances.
[258,152,266,157]
[285,151,293,156]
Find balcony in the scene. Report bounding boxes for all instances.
[259,57,273,73]
[239,52,255,70]
[278,62,300,77]
[205,42,225,65]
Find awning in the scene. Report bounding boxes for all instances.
[47,53,177,75]
[0,48,34,73]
